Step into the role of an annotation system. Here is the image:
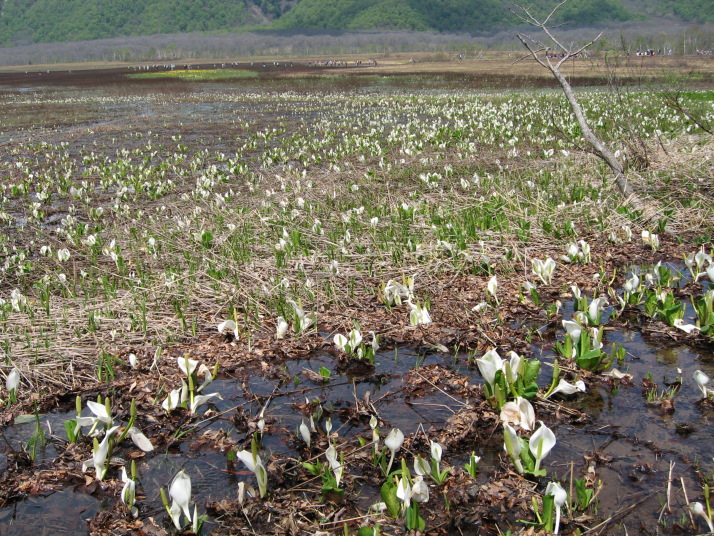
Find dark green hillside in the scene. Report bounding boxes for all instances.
[274,0,634,32]
[622,0,714,23]
[0,0,708,46]
[273,0,510,32]
[0,0,258,45]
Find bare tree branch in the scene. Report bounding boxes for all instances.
[543,0,570,27]
[571,32,604,58]
[512,2,569,53]
[511,50,541,66]
[515,34,549,69]
[512,0,664,225]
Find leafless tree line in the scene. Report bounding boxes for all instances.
[0,21,710,66]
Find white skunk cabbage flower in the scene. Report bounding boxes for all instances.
[177,356,199,377]
[5,367,20,394]
[563,320,582,357]
[333,333,348,351]
[430,441,443,463]
[276,316,289,339]
[162,380,189,411]
[641,230,659,250]
[411,475,429,503]
[217,319,239,339]
[673,318,700,334]
[348,329,362,350]
[299,420,311,447]
[407,300,432,326]
[545,481,568,534]
[325,444,343,488]
[384,428,404,475]
[396,476,412,511]
[168,469,192,529]
[546,378,586,399]
[587,297,608,324]
[76,400,113,429]
[370,415,379,445]
[624,273,640,293]
[120,466,138,517]
[499,397,536,431]
[57,248,71,262]
[502,422,523,473]
[370,331,379,353]
[82,425,120,480]
[128,426,154,452]
[235,449,268,497]
[529,422,556,474]
[685,250,713,282]
[602,368,631,380]
[476,349,503,388]
[689,501,714,533]
[694,370,711,398]
[531,257,556,285]
[288,299,316,332]
[505,351,521,384]
[190,392,222,414]
[413,454,430,476]
[472,302,488,313]
[487,276,498,302]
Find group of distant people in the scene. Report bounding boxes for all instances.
[546,51,585,58]
[307,59,377,67]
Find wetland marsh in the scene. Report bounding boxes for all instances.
[0,58,713,535]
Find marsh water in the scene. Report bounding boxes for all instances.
[1,298,712,534]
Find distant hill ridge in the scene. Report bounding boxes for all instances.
[0,0,709,46]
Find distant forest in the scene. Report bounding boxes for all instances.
[273,0,635,33]
[0,0,712,47]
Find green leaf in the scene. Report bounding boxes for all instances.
[520,383,540,399]
[405,504,425,531]
[318,366,331,380]
[302,462,322,476]
[542,494,555,532]
[575,478,593,510]
[321,483,345,497]
[522,359,541,386]
[519,438,536,473]
[576,348,606,371]
[380,480,400,518]
[64,419,78,442]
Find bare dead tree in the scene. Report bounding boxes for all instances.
[512,1,661,223]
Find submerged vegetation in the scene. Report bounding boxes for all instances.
[0,65,713,535]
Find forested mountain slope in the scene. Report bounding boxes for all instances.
[0,0,708,47]
[0,0,292,45]
[273,0,635,32]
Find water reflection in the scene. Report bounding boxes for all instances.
[0,487,100,536]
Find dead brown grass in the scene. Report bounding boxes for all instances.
[3,50,713,83]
